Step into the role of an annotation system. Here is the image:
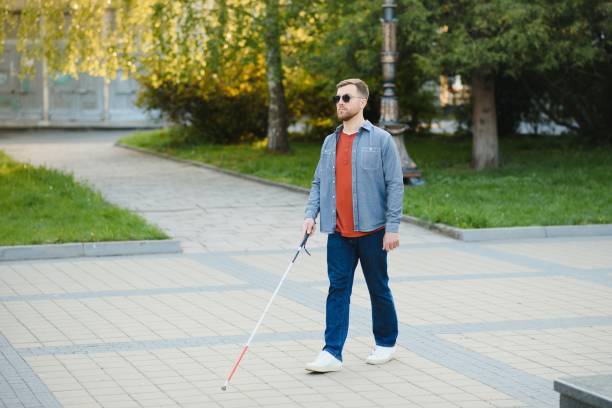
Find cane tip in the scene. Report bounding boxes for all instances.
[221,385,227,391]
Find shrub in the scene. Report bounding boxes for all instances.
[137,81,267,145]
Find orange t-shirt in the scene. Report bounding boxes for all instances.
[335,131,374,238]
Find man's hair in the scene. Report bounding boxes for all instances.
[336,78,369,99]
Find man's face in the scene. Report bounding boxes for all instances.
[335,84,366,121]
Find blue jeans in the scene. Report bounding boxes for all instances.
[323,229,398,361]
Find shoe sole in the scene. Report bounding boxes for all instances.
[365,356,394,365]
[305,365,342,373]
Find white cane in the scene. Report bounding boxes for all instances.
[221,232,312,391]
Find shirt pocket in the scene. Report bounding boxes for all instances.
[321,149,335,173]
[360,147,381,170]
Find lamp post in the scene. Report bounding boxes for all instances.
[379,0,423,185]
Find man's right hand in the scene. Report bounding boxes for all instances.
[303,218,316,235]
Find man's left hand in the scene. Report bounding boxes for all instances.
[383,232,400,252]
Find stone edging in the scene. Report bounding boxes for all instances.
[403,216,612,242]
[0,240,182,262]
[116,142,612,242]
[116,142,311,195]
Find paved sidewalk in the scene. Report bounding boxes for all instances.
[0,130,449,252]
[1,130,611,408]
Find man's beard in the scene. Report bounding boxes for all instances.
[337,108,358,121]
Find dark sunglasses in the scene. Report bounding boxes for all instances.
[332,94,364,104]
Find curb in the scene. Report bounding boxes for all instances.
[401,216,612,242]
[401,215,463,240]
[0,121,164,130]
[455,224,612,242]
[117,142,612,242]
[116,142,311,195]
[0,239,182,262]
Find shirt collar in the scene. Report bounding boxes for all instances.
[335,120,373,135]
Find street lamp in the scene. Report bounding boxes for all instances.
[379,0,423,185]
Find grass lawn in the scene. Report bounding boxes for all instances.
[120,127,612,229]
[0,150,168,245]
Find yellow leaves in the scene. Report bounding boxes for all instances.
[8,0,159,79]
[251,138,268,149]
[148,73,161,89]
[7,0,273,94]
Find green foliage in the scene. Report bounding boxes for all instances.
[137,82,267,144]
[0,4,12,57]
[134,0,272,144]
[292,0,439,133]
[121,128,321,187]
[11,0,147,79]
[422,0,550,77]
[2,0,609,143]
[404,134,612,227]
[0,150,167,245]
[121,128,612,228]
[412,0,611,141]
[523,0,612,142]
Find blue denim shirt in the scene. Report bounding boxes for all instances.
[305,120,404,234]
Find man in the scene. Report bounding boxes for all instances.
[303,78,404,372]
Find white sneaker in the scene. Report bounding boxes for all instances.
[305,350,343,372]
[365,345,396,365]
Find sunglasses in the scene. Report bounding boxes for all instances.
[332,94,364,104]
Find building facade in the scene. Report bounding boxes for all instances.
[0,39,160,128]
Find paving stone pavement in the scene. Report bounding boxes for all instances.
[1,129,611,408]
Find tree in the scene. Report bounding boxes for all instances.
[141,0,294,152]
[523,0,611,143]
[418,1,551,169]
[1,0,293,150]
[136,0,271,144]
[0,4,12,57]
[405,0,611,168]
[290,0,438,134]
[263,0,289,152]
[4,1,152,79]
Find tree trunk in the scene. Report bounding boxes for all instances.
[264,0,289,153]
[471,71,499,170]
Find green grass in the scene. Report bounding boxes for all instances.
[402,136,612,228]
[120,127,612,229]
[123,127,321,187]
[0,150,168,245]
